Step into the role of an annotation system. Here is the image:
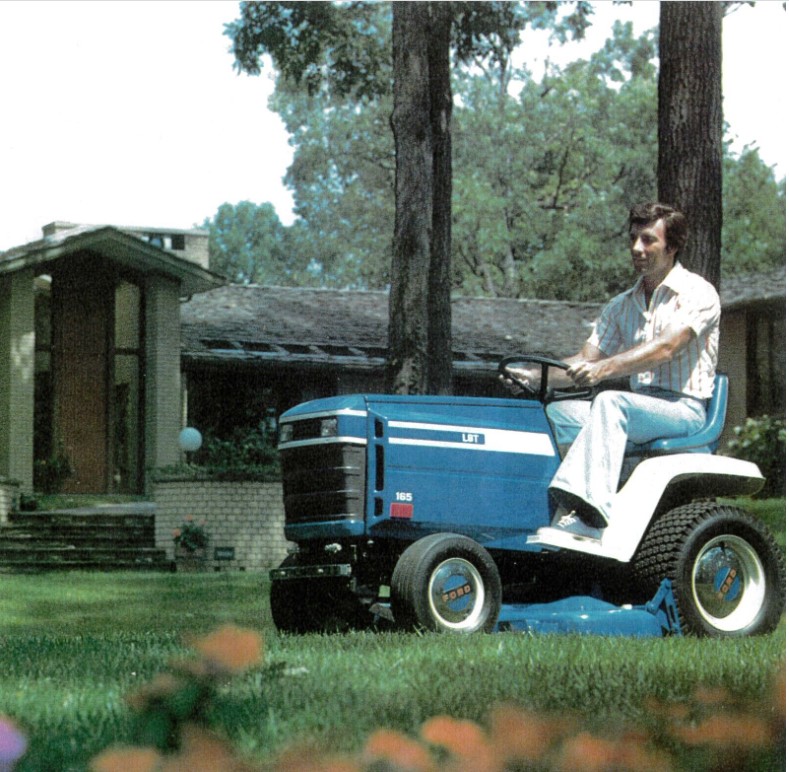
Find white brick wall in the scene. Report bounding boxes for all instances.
[144,276,183,483]
[0,480,20,524]
[0,270,35,492]
[153,480,291,571]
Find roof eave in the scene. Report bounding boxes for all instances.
[0,226,224,296]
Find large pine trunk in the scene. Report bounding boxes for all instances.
[426,4,453,395]
[388,2,453,395]
[658,2,723,289]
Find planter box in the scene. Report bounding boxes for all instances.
[154,480,291,572]
[175,546,208,573]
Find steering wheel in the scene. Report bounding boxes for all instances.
[498,354,593,404]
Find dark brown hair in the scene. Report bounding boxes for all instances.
[629,202,688,257]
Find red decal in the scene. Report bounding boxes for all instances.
[390,502,414,519]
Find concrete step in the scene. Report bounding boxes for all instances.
[0,503,172,572]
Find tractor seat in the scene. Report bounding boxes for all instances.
[627,373,729,456]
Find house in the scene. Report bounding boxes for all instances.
[1,222,784,495]
[180,271,785,446]
[0,222,223,494]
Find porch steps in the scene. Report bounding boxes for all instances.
[0,503,172,572]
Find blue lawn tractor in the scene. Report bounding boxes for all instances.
[270,356,785,637]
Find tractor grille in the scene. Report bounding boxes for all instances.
[281,443,366,524]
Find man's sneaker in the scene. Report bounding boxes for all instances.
[553,512,602,541]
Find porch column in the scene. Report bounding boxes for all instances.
[144,275,183,489]
[0,270,35,492]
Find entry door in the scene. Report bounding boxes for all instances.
[51,259,114,493]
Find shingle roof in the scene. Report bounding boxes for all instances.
[180,285,601,369]
[718,265,786,309]
[180,267,784,371]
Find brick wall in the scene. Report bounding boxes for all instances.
[0,480,19,524]
[153,480,290,572]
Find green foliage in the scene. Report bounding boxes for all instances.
[727,415,786,498]
[32,442,72,494]
[271,84,395,288]
[722,146,787,274]
[172,517,209,553]
[228,1,392,100]
[221,3,785,300]
[155,424,281,483]
[451,21,658,299]
[204,201,291,285]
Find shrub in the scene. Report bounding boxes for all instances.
[33,443,72,494]
[173,516,209,553]
[727,415,786,498]
[154,423,281,483]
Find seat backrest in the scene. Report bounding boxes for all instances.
[631,373,729,455]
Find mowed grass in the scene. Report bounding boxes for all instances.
[0,499,784,771]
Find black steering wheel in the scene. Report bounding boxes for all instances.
[498,354,593,404]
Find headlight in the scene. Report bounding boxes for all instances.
[278,423,294,444]
[320,417,339,437]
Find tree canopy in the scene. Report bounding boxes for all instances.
[208,3,784,302]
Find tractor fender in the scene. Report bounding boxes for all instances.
[604,454,764,562]
[530,454,764,563]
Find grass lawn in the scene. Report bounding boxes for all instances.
[0,499,784,771]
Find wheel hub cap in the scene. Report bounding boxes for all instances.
[692,535,766,632]
[428,558,485,630]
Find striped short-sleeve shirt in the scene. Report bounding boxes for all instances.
[587,262,720,399]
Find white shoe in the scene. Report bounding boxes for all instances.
[552,512,603,541]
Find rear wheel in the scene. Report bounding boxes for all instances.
[391,533,502,633]
[633,502,785,636]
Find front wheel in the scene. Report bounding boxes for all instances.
[632,502,785,637]
[391,534,502,633]
[269,557,370,634]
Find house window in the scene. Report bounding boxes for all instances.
[747,304,786,417]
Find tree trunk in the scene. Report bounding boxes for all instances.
[387,1,453,395]
[658,2,723,289]
[426,3,453,395]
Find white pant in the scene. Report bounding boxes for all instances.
[546,389,707,525]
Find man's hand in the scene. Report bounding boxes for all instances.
[499,366,538,395]
[566,360,607,388]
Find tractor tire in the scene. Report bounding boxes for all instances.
[391,533,502,633]
[269,557,369,634]
[632,501,785,637]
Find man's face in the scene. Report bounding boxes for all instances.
[629,218,676,283]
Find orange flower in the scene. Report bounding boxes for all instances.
[672,714,771,748]
[269,745,361,772]
[191,625,263,674]
[420,716,496,769]
[90,746,162,772]
[487,704,572,763]
[555,732,672,772]
[363,729,435,771]
[126,673,185,711]
[161,724,256,772]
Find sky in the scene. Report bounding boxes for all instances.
[0,0,785,252]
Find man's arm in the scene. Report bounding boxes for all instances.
[567,322,694,387]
